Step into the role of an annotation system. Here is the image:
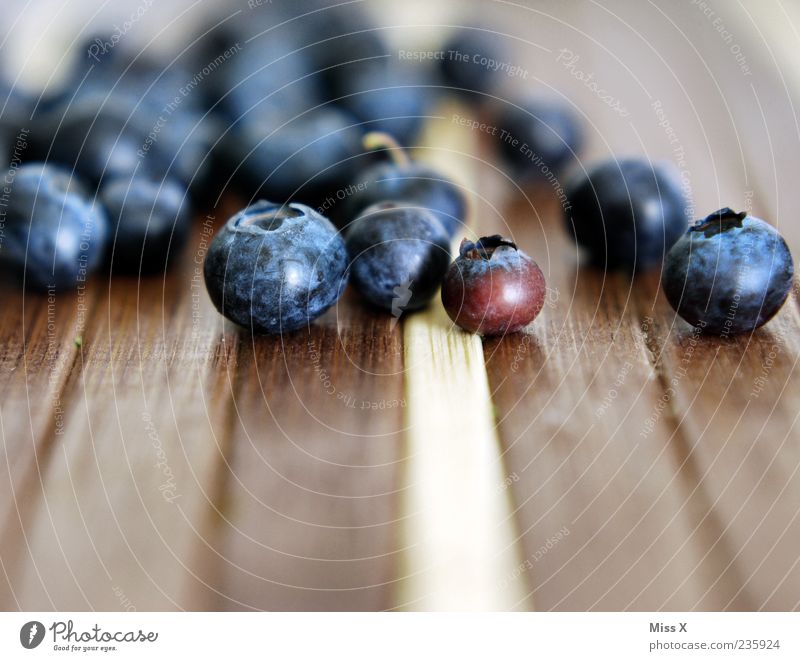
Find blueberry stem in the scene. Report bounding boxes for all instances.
[363,131,411,167]
[692,207,748,237]
[459,235,518,260]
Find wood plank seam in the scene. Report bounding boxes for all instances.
[395,104,531,611]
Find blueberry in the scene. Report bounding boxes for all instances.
[440,28,508,97]
[333,62,433,146]
[99,175,192,275]
[0,163,108,291]
[304,5,391,101]
[662,208,794,335]
[36,94,162,185]
[441,235,546,336]
[220,107,365,206]
[0,76,32,124]
[337,132,467,236]
[492,98,583,178]
[345,201,451,313]
[0,79,40,169]
[565,158,689,271]
[203,200,348,334]
[0,77,32,158]
[207,31,321,123]
[157,111,221,197]
[70,32,128,84]
[195,1,331,122]
[37,90,215,190]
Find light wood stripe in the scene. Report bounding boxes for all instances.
[395,104,531,610]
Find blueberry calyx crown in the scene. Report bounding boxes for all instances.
[459,235,518,260]
[233,201,303,232]
[691,207,748,237]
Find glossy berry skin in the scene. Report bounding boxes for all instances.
[204,201,348,334]
[440,28,507,96]
[662,208,794,335]
[207,30,321,123]
[0,164,108,291]
[38,94,163,185]
[340,160,466,236]
[345,202,451,313]
[221,108,365,206]
[493,99,583,177]
[68,41,204,114]
[565,158,688,271]
[0,78,32,162]
[334,63,432,146]
[100,176,192,275]
[36,92,213,190]
[441,236,546,336]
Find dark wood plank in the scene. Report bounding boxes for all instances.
[2,0,800,612]
[206,292,405,611]
[631,0,800,610]
[493,0,800,610]
[480,189,742,610]
[0,284,88,609]
[472,0,786,609]
[0,209,239,610]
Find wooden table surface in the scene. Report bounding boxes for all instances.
[2,0,800,611]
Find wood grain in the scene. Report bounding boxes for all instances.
[1,0,800,612]
[396,110,531,611]
[479,189,743,610]
[204,291,405,611]
[632,0,800,610]
[475,0,800,610]
[0,206,238,610]
[0,284,90,609]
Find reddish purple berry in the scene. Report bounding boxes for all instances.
[441,236,546,336]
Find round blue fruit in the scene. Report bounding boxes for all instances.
[345,202,451,313]
[203,201,348,334]
[100,175,192,275]
[339,160,467,236]
[38,94,160,185]
[220,108,365,206]
[662,208,794,335]
[0,163,108,291]
[493,98,583,178]
[440,28,508,97]
[565,158,689,271]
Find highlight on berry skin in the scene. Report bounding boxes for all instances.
[661,208,794,335]
[441,235,547,336]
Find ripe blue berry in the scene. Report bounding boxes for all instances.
[338,133,467,236]
[220,108,365,206]
[206,26,321,123]
[100,175,192,275]
[38,95,159,185]
[440,28,507,96]
[441,236,546,336]
[492,98,583,178]
[334,63,432,146]
[0,78,31,161]
[662,208,794,335]
[565,158,689,271]
[0,164,108,291]
[345,202,451,313]
[204,201,348,334]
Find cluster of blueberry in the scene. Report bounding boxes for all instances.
[567,161,794,334]
[0,1,793,338]
[200,5,584,336]
[0,55,200,288]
